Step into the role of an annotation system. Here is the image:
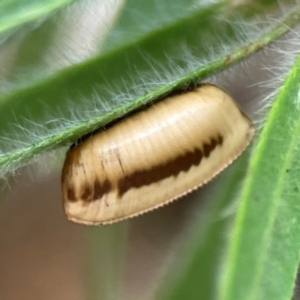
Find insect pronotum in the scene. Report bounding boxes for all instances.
[62,84,255,225]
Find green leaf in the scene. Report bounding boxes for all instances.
[0,0,297,178]
[219,53,300,300]
[0,0,74,40]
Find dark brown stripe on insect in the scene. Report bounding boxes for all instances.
[67,186,76,201]
[93,179,112,200]
[118,134,223,196]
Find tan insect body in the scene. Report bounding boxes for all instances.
[62,84,255,225]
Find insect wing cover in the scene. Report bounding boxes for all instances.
[62,84,255,225]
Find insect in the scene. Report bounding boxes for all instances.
[62,83,255,225]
